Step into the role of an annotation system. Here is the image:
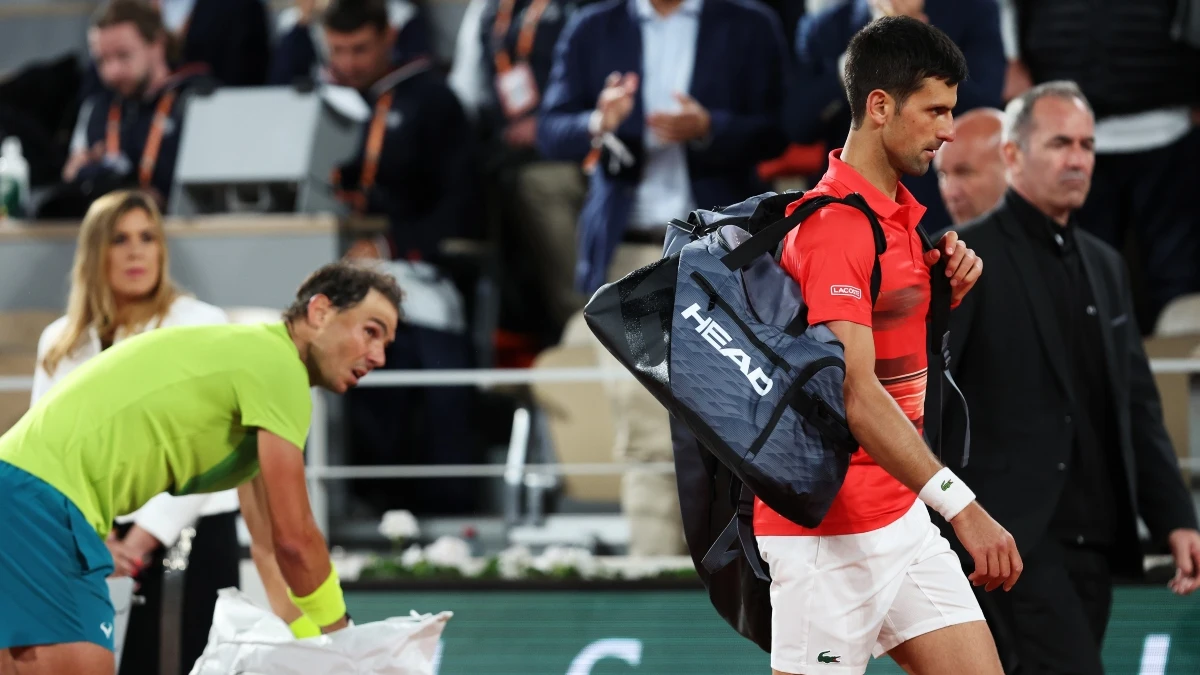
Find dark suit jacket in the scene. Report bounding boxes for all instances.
[537,0,789,294]
[943,195,1197,576]
[788,0,1006,233]
[74,65,216,207]
[333,65,477,262]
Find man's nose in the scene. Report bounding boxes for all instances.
[369,346,386,368]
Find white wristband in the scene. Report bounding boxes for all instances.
[918,467,976,522]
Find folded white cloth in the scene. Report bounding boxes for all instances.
[189,588,452,675]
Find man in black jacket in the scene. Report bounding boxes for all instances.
[1005,0,1200,333]
[63,0,216,212]
[942,80,1200,675]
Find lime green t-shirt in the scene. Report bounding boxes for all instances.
[0,322,311,536]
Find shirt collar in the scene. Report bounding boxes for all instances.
[1005,188,1078,253]
[634,0,703,21]
[823,149,926,230]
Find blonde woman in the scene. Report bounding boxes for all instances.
[31,190,239,675]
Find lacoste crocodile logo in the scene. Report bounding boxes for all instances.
[818,651,841,664]
[941,479,954,491]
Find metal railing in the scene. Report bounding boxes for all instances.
[2,358,1199,535]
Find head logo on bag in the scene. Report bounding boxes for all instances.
[680,303,773,396]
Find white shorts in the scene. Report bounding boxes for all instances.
[757,500,984,674]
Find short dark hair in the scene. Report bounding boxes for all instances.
[283,260,404,324]
[91,0,165,44]
[322,0,390,33]
[844,16,968,129]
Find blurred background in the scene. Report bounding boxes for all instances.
[0,0,1198,672]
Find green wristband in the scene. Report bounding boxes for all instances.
[288,614,321,639]
[287,567,347,628]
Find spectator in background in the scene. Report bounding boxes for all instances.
[60,0,215,215]
[538,0,790,555]
[310,0,480,517]
[309,0,475,263]
[478,0,587,342]
[1005,0,1200,335]
[789,0,1005,233]
[74,0,272,118]
[270,0,433,85]
[154,0,271,87]
[934,107,1006,226]
[31,190,240,675]
[943,82,1200,675]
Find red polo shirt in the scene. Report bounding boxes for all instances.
[753,150,931,536]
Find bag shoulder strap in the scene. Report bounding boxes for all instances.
[917,225,971,468]
[700,479,770,581]
[720,192,887,306]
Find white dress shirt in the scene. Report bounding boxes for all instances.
[32,295,240,547]
[627,0,703,231]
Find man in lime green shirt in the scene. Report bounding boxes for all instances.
[0,261,401,675]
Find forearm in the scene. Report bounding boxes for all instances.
[846,376,944,494]
[119,525,164,559]
[250,542,303,622]
[273,525,333,598]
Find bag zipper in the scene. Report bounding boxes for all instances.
[691,272,792,374]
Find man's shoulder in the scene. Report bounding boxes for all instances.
[170,65,218,100]
[791,185,879,236]
[782,192,879,258]
[954,207,1007,248]
[566,0,628,32]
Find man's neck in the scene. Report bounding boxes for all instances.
[650,0,686,17]
[1011,184,1071,227]
[840,131,901,201]
[284,320,318,386]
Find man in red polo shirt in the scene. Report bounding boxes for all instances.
[754,17,1022,675]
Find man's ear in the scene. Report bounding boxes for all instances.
[865,89,893,128]
[1002,140,1020,174]
[305,294,334,327]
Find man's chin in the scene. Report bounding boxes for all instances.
[318,380,351,394]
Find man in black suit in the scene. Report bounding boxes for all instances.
[940,80,1200,674]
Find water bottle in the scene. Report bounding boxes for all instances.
[0,136,31,220]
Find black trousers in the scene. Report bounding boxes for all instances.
[116,511,241,675]
[1077,128,1200,334]
[974,536,1114,675]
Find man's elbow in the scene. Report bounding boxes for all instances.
[272,527,322,566]
[841,373,872,429]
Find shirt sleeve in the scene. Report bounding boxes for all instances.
[780,204,877,328]
[234,343,312,451]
